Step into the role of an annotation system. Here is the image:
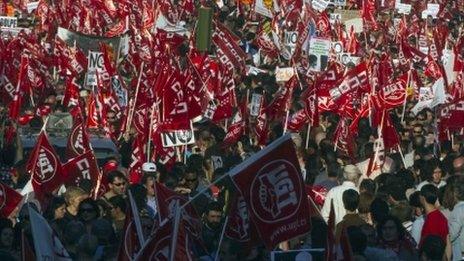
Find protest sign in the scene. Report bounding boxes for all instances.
[250,93,263,116]
[333,9,361,23]
[0,16,17,28]
[312,0,329,12]
[308,38,331,71]
[255,0,274,18]
[275,67,295,82]
[161,129,195,147]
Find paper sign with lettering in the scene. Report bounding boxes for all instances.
[275,67,295,82]
[312,0,329,12]
[0,16,17,28]
[284,31,298,47]
[422,3,440,18]
[345,18,364,33]
[250,93,263,117]
[396,3,411,14]
[309,38,331,71]
[333,9,361,22]
[161,129,195,147]
[255,0,274,18]
[26,2,39,13]
[86,52,104,87]
[329,0,346,6]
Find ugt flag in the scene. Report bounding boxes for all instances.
[229,134,311,249]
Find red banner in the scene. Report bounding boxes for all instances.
[229,134,311,249]
[0,182,23,218]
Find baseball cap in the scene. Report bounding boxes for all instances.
[142,162,157,173]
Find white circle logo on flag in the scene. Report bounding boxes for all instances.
[250,159,302,223]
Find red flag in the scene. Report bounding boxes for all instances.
[135,217,193,261]
[154,182,202,240]
[373,72,410,110]
[326,200,335,261]
[28,132,64,203]
[223,110,245,145]
[229,134,311,249]
[212,22,248,75]
[425,56,443,80]
[345,26,359,55]
[9,55,29,120]
[0,182,23,218]
[254,99,269,146]
[302,82,319,127]
[62,150,100,191]
[361,0,378,30]
[225,194,253,242]
[329,62,369,102]
[287,109,309,132]
[333,118,355,160]
[117,196,142,261]
[267,76,298,119]
[66,109,91,159]
[128,136,146,185]
[62,77,80,108]
[160,70,190,131]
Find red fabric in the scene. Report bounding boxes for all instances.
[117,196,141,261]
[420,210,449,247]
[62,150,101,192]
[230,135,311,250]
[66,109,91,159]
[0,182,23,218]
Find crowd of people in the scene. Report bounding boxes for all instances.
[0,0,464,260]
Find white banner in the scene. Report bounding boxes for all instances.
[312,0,329,12]
[275,67,295,82]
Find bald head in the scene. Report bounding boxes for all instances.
[454,156,464,175]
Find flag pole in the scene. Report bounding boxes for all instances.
[305,123,311,149]
[170,200,182,261]
[283,110,290,134]
[180,174,229,210]
[125,62,144,133]
[146,102,157,162]
[213,216,229,261]
[400,65,411,124]
[128,190,146,245]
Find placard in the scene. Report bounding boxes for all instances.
[312,0,329,12]
[255,0,274,18]
[333,9,361,22]
[250,93,263,116]
[345,18,364,33]
[422,3,440,18]
[308,38,331,71]
[86,51,104,87]
[161,129,195,147]
[284,31,298,47]
[26,2,39,13]
[396,3,411,14]
[275,67,295,82]
[0,16,17,28]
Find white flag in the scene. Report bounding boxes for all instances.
[29,206,72,260]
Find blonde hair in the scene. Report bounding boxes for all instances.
[64,186,87,205]
[343,164,362,182]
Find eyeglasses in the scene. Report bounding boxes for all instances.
[113,182,126,187]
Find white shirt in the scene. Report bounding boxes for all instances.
[411,215,424,245]
[321,181,358,224]
[416,180,446,190]
[449,201,464,261]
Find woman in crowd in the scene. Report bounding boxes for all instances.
[377,216,418,260]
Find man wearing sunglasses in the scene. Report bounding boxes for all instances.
[103,170,128,201]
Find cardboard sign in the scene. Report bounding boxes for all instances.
[26,2,39,13]
[111,76,128,107]
[275,67,295,82]
[329,0,346,6]
[0,16,17,28]
[345,18,364,33]
[339,52,360,65]
[311,0,329,12]
[255,0,274,18]
[161,129,195,147]
[333,9,361,22]
[86,51,104,87]
[284,31,298,47]
[250,93,263,116]
[396,3,411,14]
[308,38,331,71]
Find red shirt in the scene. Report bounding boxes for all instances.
[420,209,449,246]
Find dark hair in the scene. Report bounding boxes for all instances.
[107,170,127,184]
[421,158,442,182]
[377,215,406,242]
[421,184,439,205]
[360,179,376,195]
[409,191,422,208]
[419,235,445,261]
[141,173,156,185]
[108,195,127,213]
[454,176,464,201]
[44,196,66,220]
[358,192,374,214]
[370,198,389,224]
[389,202,412,223]
[342,189,360,212]
[77,198,101,219]
[386,177,407,202]
[0,218,13,248]
[205,201,223,215]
